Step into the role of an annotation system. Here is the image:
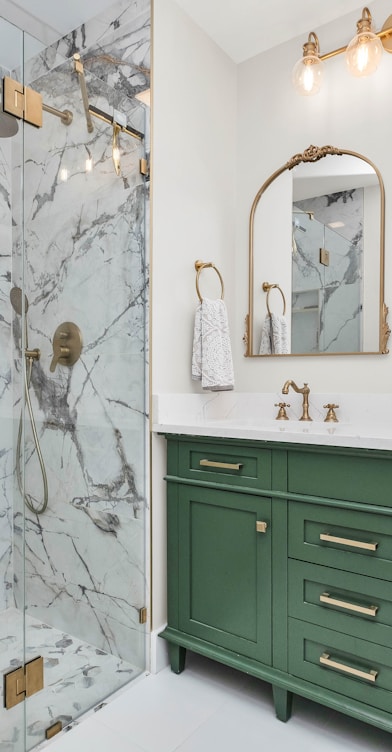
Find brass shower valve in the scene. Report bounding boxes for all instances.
[50,322,83,373]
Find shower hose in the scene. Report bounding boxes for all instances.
[16,354,49,515]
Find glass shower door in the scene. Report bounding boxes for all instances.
[19,50,148,750]
[1,1,149,747]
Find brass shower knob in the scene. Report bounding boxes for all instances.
[50,322,82,373]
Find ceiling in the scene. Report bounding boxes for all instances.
[0,0,369,62]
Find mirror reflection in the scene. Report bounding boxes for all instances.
[246,145,389,357]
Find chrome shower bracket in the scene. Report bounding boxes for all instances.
[50,322,83,373]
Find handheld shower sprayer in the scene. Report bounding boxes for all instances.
[10,286,48,514]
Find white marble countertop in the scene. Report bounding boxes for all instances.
[152,392,392,452]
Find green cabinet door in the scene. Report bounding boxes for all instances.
[177,485,272,664]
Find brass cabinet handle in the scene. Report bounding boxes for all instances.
[256,521,268,534]
[320,652,378,683]
[199,459,243,470]
[320,592,378,617]
[319,533,378,551]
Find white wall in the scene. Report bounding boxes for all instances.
[151,0,237,632]
[150,0,392,646]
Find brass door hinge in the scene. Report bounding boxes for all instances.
[139,606,148,624]
[46,721,63,740]
[4,656,44,709]
[140,157,150,178]
[3,76,43,128]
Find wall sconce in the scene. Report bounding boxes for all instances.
[292,7,392,95]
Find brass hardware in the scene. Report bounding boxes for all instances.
[381,15,392,53]
[320,592,378,617]
[274,402,290,420]
[262,282,286,316]
[282,380,312,421]
[73,54,94,133]
[140,157,149,176]
[42,103,73,126]
[139,607,148,625]
[3,76,42,127]
[319,248,330,266]
[195,260,225,303]
[320,652,378,683]
[323,403,339,422]
[45,721,63,740]
[320,533,378,551]
[50,322,83,373]
[4,76,24,119]
[199,459,243,470]
[256,521,268,533]
[4,656,44,709]
[25,348,41,361]
[3,76,72,129]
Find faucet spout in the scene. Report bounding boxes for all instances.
[281,380,312,421]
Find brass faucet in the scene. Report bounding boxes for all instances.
[282,380,312,421]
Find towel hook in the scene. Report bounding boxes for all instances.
[262,282,286,316]
[195,260,224,303]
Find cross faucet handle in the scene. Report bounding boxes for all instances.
[274,402,290,420]
[323,403,339,423]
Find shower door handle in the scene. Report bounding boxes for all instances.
[50,322,83,372]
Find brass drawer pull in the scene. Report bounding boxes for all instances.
[256,521,268,534]
[319,533,378,551]
[320,592,378,617]
[199,459,243,470]
[320,652,378,683]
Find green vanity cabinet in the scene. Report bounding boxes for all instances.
[176,485,272,663]
[160,434,392,735]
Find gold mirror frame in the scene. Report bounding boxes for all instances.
[245,144,390,357]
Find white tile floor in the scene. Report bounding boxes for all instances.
[41,653,392,752]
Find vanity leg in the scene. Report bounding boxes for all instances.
[272,686,293,722]
[169,643,186,674]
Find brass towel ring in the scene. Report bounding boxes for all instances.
[195,260,224,303]
[262,282,286,316]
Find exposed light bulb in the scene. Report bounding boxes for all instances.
[60,168,68,182]
[85,157,93,172]
[292,32,323,96]
[345,8,383,76]
[112,124,121,176]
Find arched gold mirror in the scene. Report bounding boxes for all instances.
[245,144,390,357]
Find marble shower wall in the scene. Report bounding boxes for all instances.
[293,189,363,353]
[6,0,150,671]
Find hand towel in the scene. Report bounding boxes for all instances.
[259,313,289,355]
[192,297,234,391]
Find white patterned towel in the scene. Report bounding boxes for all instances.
[259,313,289,355]
[192,298,234,391]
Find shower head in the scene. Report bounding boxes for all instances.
[0,111,19,138]
[10,286,29,315]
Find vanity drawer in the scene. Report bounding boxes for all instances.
[177,440,271,490]
[288,502,392,579]
[288,559,392,648]
[287,450,392,507]
[288,619,392,715]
